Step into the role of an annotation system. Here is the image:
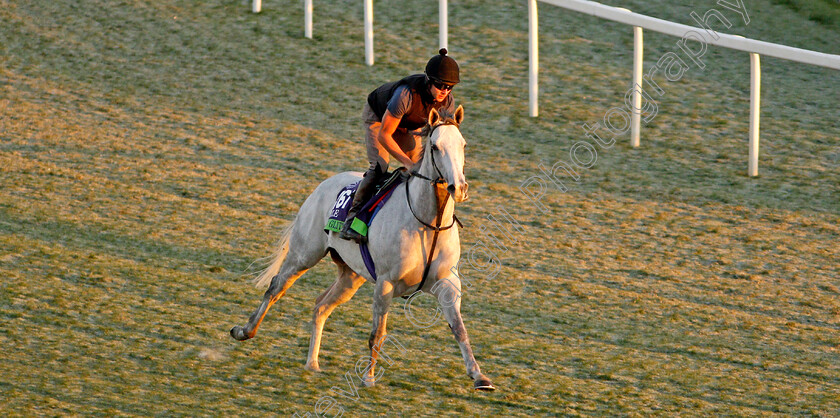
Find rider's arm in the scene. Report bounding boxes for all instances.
[377,110,415,167]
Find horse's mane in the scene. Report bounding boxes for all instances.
[413,110,460,170]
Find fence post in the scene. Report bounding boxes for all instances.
[529,0,539,117]
[304,0,313,39]
[749,52,761,177]
[252,0,261,13]
[440,0,448,50]
[631,26,643,147]
[364,0,374,66]
[617,8,643,148]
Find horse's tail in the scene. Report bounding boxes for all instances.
[253,216,296,288]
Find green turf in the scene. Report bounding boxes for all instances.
[2,0,839,415]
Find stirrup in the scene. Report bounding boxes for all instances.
[339,219,367,244]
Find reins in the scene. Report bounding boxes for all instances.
[406,120,463,294]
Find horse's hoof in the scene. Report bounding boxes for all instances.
[304,363,321,373]
[230,326,250,341]
[474,376,495,391]
[363,377,376,388]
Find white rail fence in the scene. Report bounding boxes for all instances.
[252,0,840,177]
[253,0,449,65]
[532,0,840,177]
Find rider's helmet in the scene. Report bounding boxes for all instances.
[425,48,460,86]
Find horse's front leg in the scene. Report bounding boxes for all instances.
[364,279,394,387]
[433,277,495,391]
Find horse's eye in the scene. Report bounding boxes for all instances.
[431,144,439,151]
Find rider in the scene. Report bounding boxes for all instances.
[339,48,460,243]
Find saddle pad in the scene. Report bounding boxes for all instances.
[324,181,359,233]
[324,171,406,236]
[324,172,407,282]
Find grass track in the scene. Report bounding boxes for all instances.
[2,0,840,415]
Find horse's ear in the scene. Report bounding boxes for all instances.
[428,108,441,127]
[454,105,464,125]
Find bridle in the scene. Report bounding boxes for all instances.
[406,120,463,294]
[406,120,462,231]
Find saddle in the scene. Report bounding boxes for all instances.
[324,168,408,236]
[324,168,409,281]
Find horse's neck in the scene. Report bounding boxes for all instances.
[409,160,454,226]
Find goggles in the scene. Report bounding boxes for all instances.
[431,79,455,91]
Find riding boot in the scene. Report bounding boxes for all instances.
[339,166,382,243]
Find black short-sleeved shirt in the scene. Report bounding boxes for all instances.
[367,74,455,131]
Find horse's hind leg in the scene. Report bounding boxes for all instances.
[305,257,366,372]
[230,261,312,341]
[231,210,332,341]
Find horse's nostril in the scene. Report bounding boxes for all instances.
[447,184,455,193]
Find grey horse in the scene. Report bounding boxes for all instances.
[230,106,494,391]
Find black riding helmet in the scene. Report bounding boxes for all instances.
[425,48,460,85]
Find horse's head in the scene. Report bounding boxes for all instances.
[424,105,468,203]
